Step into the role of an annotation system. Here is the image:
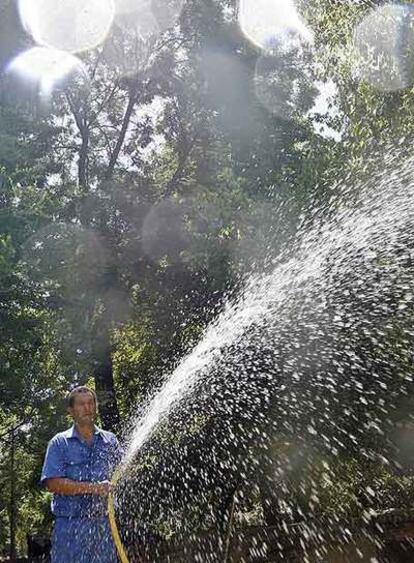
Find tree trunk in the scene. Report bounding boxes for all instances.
[78,128,89,189]
[92,333,121,432]
[105,89,138,180]
[9,427,17,562]
[222,488,237,563]
[92,89,139,427]
[70,84,140,434]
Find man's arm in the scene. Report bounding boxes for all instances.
[45,478,111,496]
[42,437,111,496]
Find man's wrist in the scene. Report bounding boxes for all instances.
[87,482,99,494]
[86,482,102,494]
[86,480,111,495]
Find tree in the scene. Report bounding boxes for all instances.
[0,0,323,434]
[4,0,399,557]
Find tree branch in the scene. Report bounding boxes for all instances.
[66,92,89,189]
[163,143,193,198]
[104,88,139,180]
[89,82,120,128]
[93,122,114,162]
[163,96,198,198]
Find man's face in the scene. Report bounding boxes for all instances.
[68,392,96,425]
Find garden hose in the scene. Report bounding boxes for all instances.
[108,468,130,563]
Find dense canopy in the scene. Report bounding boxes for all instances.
[1,0,414,560]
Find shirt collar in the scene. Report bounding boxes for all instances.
[65,425,104,441]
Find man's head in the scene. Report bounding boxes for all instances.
[67,386,97,426]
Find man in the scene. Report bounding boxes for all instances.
[41,386,122,563]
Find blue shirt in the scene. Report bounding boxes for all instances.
[41,425,122,518]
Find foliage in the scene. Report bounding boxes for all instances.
[1,0,414,557]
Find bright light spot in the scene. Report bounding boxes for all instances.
[239,0,313,51]
[18,0,115,53]
[353,4,414,92]
[7,47,87,98]
[243,0,315,120]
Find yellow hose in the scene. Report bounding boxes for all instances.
[108,468,130,563]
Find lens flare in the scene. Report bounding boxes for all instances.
[114,0,183,31]
[115,0,138,14]
[18,0,115,53]
[104,1,159,77]
[114,0,149,15]
[7,47,87,99]
[21,223,111,297]
[151,0,185,31]
[254,32,316,119]
[106,0,184,76]
[353,4,414,92]
[239,0,313,52]
[142,199,188,262]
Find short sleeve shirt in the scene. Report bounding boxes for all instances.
[41,426,122,518]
